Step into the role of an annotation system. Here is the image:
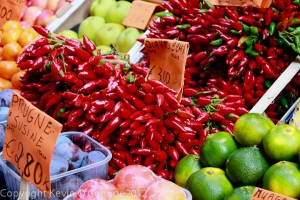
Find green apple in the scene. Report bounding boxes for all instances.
[95,23,125,46]
[115,27,142,53]
[90,0,117,18]
[58,30,79,40]
[96,45,113,55]
[105,1,131,24]
[78,16,106,43]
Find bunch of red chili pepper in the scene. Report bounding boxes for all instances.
[16,25,253,180]
[145,0,299,120]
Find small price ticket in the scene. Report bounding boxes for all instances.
[123,0,158,30]
[0,0,26,27]
[144,38,189,99]
[252,187,298,200]
[2,92,63,197]
[207,0,272,7]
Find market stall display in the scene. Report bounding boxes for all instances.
[0,0,300,199]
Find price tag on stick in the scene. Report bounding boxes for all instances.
[144,38,189,99]
[0,0,25,27]
[2,91,63,197]
[206,0,272,7]
[123,0,158,30]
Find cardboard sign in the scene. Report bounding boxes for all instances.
[252,187,298,200]
[123,0,158,30]
[2,92,63,197]
[144,38,189,99]
[207,0,272,8]
[0,0,25,27]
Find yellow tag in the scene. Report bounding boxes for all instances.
[123,0,158,30]
[0,0,25,27]
[144,38,189,99]
[2,92,63,197]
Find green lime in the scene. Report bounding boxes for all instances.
[263,161,300,199]
[225,146,269,186]
[200,131,238,168]
[224,186,256,200]
[186,167,233,200]
[174,154,202,187]
[233,113,275,147]
[263,124,300,162]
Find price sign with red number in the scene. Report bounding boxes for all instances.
[2,91,63,197]
[0,0,25,27]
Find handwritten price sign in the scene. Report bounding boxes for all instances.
[2,92,62,196]
[144,38,189,99]
[252,187,297,200]
[0,0,25,27]
[123,0,157,30]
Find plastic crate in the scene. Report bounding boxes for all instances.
[62,178,192,200]
[0,131,112,200]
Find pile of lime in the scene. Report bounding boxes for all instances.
[174,113,300,200]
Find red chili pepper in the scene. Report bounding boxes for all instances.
[154,150,167,162]
[32,25,51,37]
[112,157,126,169]
[75,47,91,62]
[228,50,244,66]
[132,125,146,137]
[148,139,160,150]
[225,7,239,21]
[167,147,180,160]
[131,147,153,156]
[197,96,211,106]
[30,45,54,57]
[130,95,146,110]
[239,16,255,25]
[175,141,189,156]
[255,56,275,78]
[98,115,122,140]
[82,35,96,54]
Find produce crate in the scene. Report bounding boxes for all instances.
[0,131,112,200]
[47,0,93,34]
[62,178,193,200]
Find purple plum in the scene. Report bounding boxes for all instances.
[50,154,69,176]
[80,151,107,181]
[54,142,87,170]
[0,89,14,107]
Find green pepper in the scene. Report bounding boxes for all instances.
[245,45,259,56]
[264,80,272,88]
[268,22,276,36]
[274,38,286,47]
[240,22,250,35]
[155,11,174,18]
[291,18,300,27]
[56,108,65,119]
[288,27,296,32]
[230,30,239,35]
[250,26,259,36]
[272,7,280,13]
[210,38,224,46]
[279,96,289,110]
[203,0,215,9]
[199,9,208,13]
[176,24,191,29]
[126,73,135,83]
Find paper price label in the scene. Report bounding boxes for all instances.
[207,0,272,8]
[252,187,298,200]
[144,38,189,99]
[123,0,157,30]
[2,92,63,196]
[0,0,25,27]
